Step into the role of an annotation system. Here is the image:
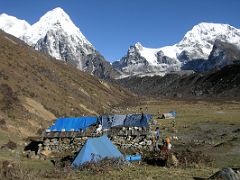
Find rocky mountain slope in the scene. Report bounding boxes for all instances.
[114,63,240,99]
[0,30,134,140]
[183,40,240,72]
[113,23,240,78]
[0,8,118,79]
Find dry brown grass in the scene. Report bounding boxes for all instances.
[0,158,218,180]
[122,98,240,168]
[0,30,135,141]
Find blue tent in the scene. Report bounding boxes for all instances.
[72,135,123,167]
[161,111,177,119]
[47,117,97,132]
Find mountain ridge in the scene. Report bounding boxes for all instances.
[114,64,240,99]
[0,7,118,79]
[1,9,240,79]
[113,22,240,78]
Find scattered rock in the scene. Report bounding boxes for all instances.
[40,149,51,157]
[208,167,240,180]
[0,118,7,130]
[1,141,17,150]
[232,128,240,133]
[167,154,179,167]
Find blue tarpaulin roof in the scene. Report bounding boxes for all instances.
[71,135,123,167]
[145,114,153,121]
[100,114,126,129]
[99,114,152,129]
[47,117,97,132]
[124,114,149,127]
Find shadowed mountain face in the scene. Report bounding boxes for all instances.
[114,64,240,99]
[0,30,134,139]
[114,40,240,99]
[182,40,240,72]
[200,40,240,71]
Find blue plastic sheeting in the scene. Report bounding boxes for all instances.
[47,117,97,132]
[100,114,126,129]
[71,135,123,167]
[124,114,149,127]
[145,114,153,121]
[99,114,152,129]
[111,115,126,127]
[125,155,141,161]
[169,111,177,117]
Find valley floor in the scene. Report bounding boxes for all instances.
[0,98,240,179]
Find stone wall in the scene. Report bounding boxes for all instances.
[28,126,156,158]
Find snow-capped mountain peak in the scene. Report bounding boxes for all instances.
[178,22,240,58]
[134,42,144,51]
[114,22,240,78]
[180,22,240,45]
[0,13,30,37]
[131,42,160,65]
[0,7,118,79]
[22,7,92,47]
[130,42,178,66]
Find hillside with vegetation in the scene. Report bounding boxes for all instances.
[114,64,240,100]
[0,30,135,141]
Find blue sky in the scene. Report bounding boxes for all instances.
[0,0,239,62]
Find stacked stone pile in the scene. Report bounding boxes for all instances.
[109,127,155,152]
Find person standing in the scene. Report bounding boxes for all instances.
[172,119,176,128]
[155,127,160,140]
[166,136,172,150]
[155,127,160,149]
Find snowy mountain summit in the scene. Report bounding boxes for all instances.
[0,13,30,37]
[1,9,240,79]
[177,23,240,60]
[0,7,117,79]
[21,7,95,69]
[22,7,91,46]
[113,22,240,78]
